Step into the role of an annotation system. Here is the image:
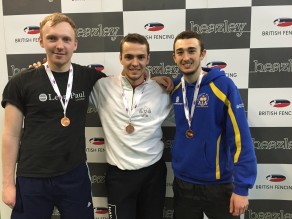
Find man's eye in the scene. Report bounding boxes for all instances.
[124,55,133,60]
[48,36,56,41]
[63,38,71,42]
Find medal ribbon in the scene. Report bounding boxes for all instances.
[44,63,73,118]
[181,71,204,130]
[121,79,146,124]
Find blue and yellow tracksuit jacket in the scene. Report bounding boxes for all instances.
[171,67,257,196]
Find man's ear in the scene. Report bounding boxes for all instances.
[172,52,177,64]
[200,49,206,61]
[74,39,78,51]
[39,37,44,48]
[147,54,150,65]
[119,53,122,63]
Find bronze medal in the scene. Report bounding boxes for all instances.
[186,129,194,138]
[61,116,70,127]
[126,123,134,134]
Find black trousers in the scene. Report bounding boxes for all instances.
[173,177,240,219]
[105,159,167,219]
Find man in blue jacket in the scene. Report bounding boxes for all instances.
[171,30,257,219]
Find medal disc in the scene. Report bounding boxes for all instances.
[186,129,194,138]
[61,116,70,127]
[126,124,135,134]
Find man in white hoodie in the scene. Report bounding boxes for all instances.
[90,33,173,219]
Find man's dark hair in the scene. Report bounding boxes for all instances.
[120,33,150,55]
[173,31,205,53]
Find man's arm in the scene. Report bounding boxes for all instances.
[2,103,23,208]
[152,76,174,93]
[226,88,256,216]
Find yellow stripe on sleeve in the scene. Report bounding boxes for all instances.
[210,82,241,163]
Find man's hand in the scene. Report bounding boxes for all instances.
[152,76,174,93]
[29,57,47,68]
[229,193,249,216]
[2,184,16,209]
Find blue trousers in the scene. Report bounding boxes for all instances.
[12,163,93,219]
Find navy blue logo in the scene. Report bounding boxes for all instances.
[89,138,105,145]
[24,26,40,34]
[88,64,104,71]
[144,22,164,31]
[273,18,292,27]
[266,174,286,182]
[206,61,227,69]
[270,99,290,108]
